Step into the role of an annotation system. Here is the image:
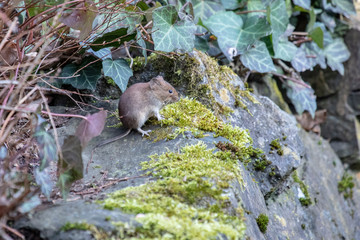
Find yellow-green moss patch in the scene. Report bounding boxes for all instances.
[338,172,355,199]
[256,214,269,233]
[101,142,247,239]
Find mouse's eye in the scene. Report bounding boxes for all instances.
[169,89,173,94]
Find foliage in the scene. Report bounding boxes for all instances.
[256,213,269,233]
[338,172,355,199]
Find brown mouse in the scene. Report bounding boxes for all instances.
[95,76,179,148]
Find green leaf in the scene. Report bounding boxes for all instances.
[286,81,316,118]
[306,8,316,31]
[309,27,324,49]
[33,115,57,171]
[87,47,112,60]
[324,38,350,75]
[204,12,271,60]
[58,135,83,198]
[292,0,310,10]
[90,28,137,51]
[60,58,102,91]
[152,5,197,52]
[274,40,297,61]
[303,42,326,69]
[240,41,276,73]
[323,0,356,18]
[291,47,311,72]
[220,0,242,10]
[247,1,266,17]
[137,30,148,64]
[102,59,133,92]
[268,0,289,57]
[320,12,336,32]
[192,0,224,23]
[34,167,53,199]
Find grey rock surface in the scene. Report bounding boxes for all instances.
[15,51,360,240]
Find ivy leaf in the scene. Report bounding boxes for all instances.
[60,1,97,40]
[240,41,276,73]
[292,0,310,10]
[136,30,148,64]
[324,38,350,75]
[247,1,266,17]
[268,0,289,56]
[291,47,311,72]
[320,12,336,32]
[204,12,271,60]
[322,0,356,18]
[58,135,83,199]
[286,81,317,118]
[274,40,297,61]
[90,28,136,51]
[60,58,102,91]
[220,0,242,10]
[34,167,53,199]
[192,0,224,23]
[309,27,324,49]
[33,115,57,171]
[87,47,112,60]
[102,59,133,92]
[304,42,326,70]
[152,5,197,52]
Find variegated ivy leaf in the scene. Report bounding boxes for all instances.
[137,30,147,64]
[322,0,356,18]
[103,59,133,92]
[324,38,350,75]
[291,47,311,72]
[274,40,297,61]
[286,80,317,118]
[292,0,310,10]
[220,0,242,10]
[204,12,271,60]
[268,0,289,56]
[240,41,276,73]
[152,5,197,52]
[247,0,266,17]
[192,0,224,23]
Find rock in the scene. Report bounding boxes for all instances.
[15,51,360,240]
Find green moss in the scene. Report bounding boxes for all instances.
[101,142,246,239]
[133,51,257,116]
[153,98,252,148]
[256,214,269,233]
[270,138,283,156]
[106,78,116,87]
[338,172,355,199]
[61,222,95,231]
[253,154,272,171]
[292,171,312,207]
[301,224,306,230]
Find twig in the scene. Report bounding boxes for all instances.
[0,17,18,52]
[0,223,25,240]
[124,41,133,68]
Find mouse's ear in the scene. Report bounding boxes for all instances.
[150,76,164,89]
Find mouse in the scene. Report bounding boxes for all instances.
[94,76,179,148]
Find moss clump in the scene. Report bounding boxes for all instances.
[256,214,269,233]
[61,222,95,231]
[157,98,252,149]
[292,171,312,207]
[338,172,355,199]
[101,142,246,239]
[253,154,272,171]
[270,138,283,156]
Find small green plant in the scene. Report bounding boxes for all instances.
[270,138,284,156]
[338,173,355,199]
[292,171,312,207]
[256,214,269,233]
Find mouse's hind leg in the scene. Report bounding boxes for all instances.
[137,128,151,136]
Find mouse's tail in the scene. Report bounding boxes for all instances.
[87,129,132,173]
